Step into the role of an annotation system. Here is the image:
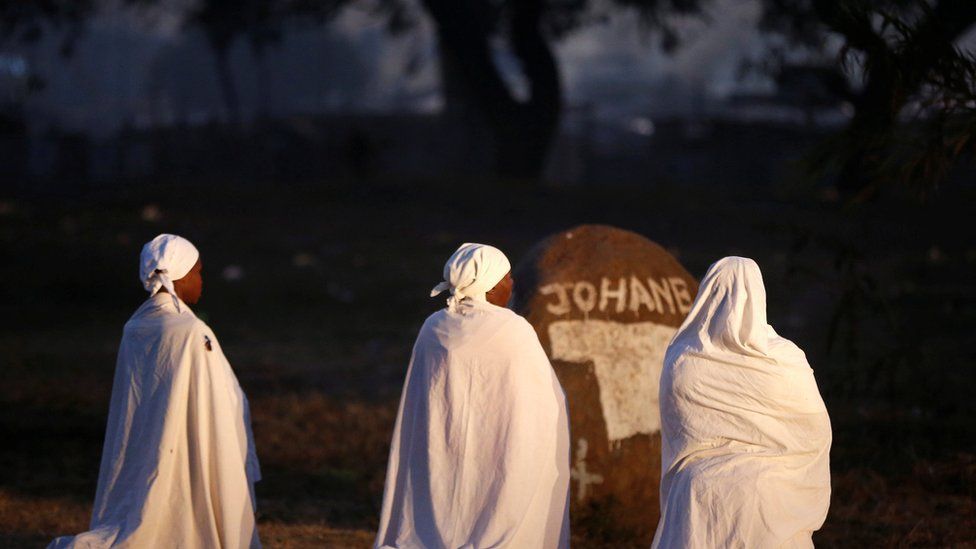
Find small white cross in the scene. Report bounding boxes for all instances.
[570,437,604,502]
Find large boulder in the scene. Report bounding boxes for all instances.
[511,224,698,544]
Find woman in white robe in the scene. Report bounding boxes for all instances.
[49,234,261,549]
[375,243,571,549]
[653,257,831,549]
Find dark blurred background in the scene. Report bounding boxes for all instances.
[1,0,975,547]
[2,0,974,191]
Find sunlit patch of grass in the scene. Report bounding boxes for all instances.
[257,522,375,549]
[0,490,89,547]
[817,459,976,547]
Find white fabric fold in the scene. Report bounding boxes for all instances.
[48,293,261,549]
[653,257,832,549]
[139,234,199,312]
[375,298,571,548]
[430,243,511,311]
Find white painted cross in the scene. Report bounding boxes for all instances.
[548,319,677,445]
[570,438,604,501]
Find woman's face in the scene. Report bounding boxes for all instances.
[174,259,203,304]
[486,271,514,308]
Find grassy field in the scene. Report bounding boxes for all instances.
[1,178,974,547]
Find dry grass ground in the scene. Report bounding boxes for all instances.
[1,178,974,547]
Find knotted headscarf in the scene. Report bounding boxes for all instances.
[430,243,511,311]
[139,234,199,312]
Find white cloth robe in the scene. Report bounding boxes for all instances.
[49,292,261,549]
[375,298,571,549]
[653,258,832,549]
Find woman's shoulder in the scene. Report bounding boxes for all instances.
[124,298,208,341]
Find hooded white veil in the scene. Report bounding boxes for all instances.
[653,257,831,549]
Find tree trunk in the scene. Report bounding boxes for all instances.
[422,0,562,180]
[499,0,562,178]
[212,45,241,126]
[436,30,495,170]
[253,47,272,121]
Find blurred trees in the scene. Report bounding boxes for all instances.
[411,0,976,186]
[167,0,347,124]
[761,0,976,198]
[0,0,95,93]
[412,0,704,178]
[183,0,245,125]
[420,0,561,178]
[4,0,974,190]
[0,1,93,54]
[0,0,708,178]
[184,0,255,125]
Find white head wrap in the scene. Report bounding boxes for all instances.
[668,256,780,359]
[430,243,512,311]
[139,234,200,312]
